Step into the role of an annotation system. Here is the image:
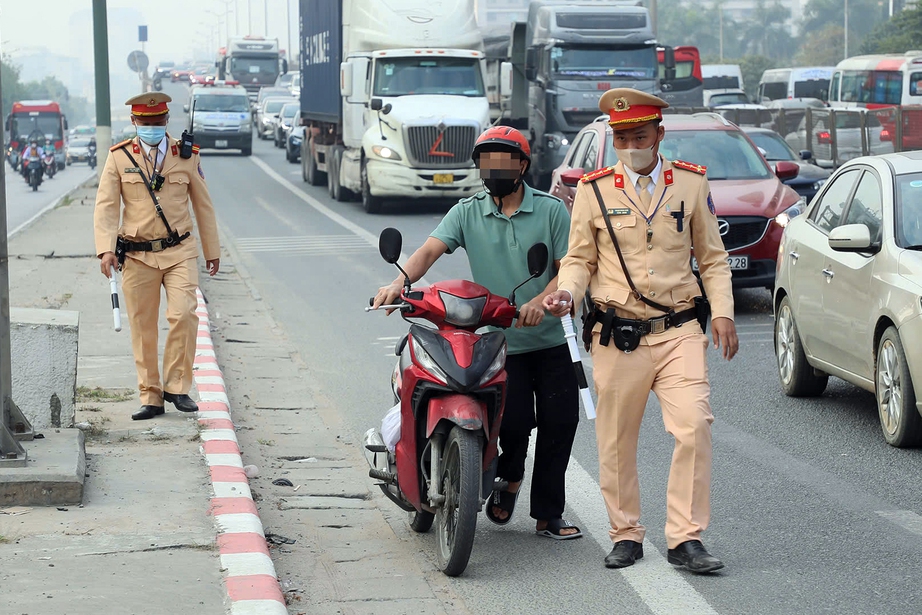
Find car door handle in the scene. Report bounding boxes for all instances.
[822,268,834,279]
[789,251,799,261]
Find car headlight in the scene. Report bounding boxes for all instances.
[478,344,507,387]
[192,120,204,131]
[372,145,402,161]
[774,196,807,228]
[240,122,252,132]
[410,336,448,385]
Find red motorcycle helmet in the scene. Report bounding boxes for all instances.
[471,126,531,175]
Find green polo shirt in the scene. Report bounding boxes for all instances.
[431,184,571,355]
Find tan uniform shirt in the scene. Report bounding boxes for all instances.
[557,157,734,344]
[93,136,220,269]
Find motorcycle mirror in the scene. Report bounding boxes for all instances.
[378,227,403,264]
[527,243,548,277]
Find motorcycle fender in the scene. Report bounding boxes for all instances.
[426,394,487,438]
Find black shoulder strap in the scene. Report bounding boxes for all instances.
[589,181,672,313]
[119,146,176,237]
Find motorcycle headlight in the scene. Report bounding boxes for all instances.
[439,291,486,328]
[478,344,507,387]
[372,145,402,161]
[774,196,807,228]
[410,336,449,385]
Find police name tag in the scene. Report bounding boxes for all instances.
[607,208,631,216]
[124,167,142,173]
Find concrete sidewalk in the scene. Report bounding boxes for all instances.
[0,181,225,614]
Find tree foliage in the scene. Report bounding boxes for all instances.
[794,24,849,67]
[1,56,90,131]
[861,5,922,54]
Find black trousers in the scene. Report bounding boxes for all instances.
[496,343,580,521]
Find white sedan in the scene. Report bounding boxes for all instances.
[773,150,922,447]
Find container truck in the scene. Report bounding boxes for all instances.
[217,36,288,102]
[299,0,491,213]
[497,1,669,188]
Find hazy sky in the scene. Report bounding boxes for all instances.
[0,0,299,67]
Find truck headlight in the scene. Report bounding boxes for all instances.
[774,196,807,228]
[372,145,402,161]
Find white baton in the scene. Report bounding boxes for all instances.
[560,312,596,420]
[109,266,122,332]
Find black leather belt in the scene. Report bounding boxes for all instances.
[594,306,699,336]
[119,231,190,253]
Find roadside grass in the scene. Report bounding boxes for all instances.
[76,387,134,403]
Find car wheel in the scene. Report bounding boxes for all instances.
[241,146,252,157]
[774,296,828,397]
[876,327,922,447]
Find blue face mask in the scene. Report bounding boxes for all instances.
[136,126,166,145]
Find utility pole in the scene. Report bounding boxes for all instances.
[264,0,269,37]
[719,4,724,63]
[248,0,253,35]
[844,0,849,60]
[93,0,112,177]
[286,0,292,66]
[0,56,32,467]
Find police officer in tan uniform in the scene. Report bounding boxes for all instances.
[544,88,739,573]
[94,92,220,420]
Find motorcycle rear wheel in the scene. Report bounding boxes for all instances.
[435,426,481,576]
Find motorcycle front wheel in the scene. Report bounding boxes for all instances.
[435,425,482,576]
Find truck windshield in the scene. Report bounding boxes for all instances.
[230,56,279,77]
[553,46,656,79]
[374,58,485,97]
[194,94,250,112]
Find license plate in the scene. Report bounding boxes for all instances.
[215,140,228,148]
[692,255,749,270]
[433,173,454,184]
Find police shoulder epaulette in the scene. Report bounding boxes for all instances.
[110,139,132,152]
[191,144,201,154]
[580,166,616,183]
[673,159,707,175]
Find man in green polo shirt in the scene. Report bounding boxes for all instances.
[372,127,582,540]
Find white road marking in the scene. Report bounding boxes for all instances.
[876,510,922,537]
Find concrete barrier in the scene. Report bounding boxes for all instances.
[10,308,80,429]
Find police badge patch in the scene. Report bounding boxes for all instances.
[198,163,205,179]
[707,192,716,214]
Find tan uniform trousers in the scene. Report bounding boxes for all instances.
[121,256,199,406]
[592,330,714,549]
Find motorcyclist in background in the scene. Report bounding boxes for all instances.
[21,139,44,182]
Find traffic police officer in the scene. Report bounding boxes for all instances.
[94,92,220,420]
[544,88,739,573]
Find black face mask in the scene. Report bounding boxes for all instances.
[480,168,522,198]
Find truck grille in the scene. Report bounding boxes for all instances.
[406,125,478,169]
[719,216,770,251]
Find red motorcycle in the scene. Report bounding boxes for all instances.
[364,227,547,576]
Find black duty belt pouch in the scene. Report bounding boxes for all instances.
[115,237,128,268]
[695,295,711,334]
[612,320,642,352]
[581,308,598,352]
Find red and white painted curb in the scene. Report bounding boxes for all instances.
[194,289,288,615]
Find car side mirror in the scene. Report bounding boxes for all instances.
[370,98,383,112]
[378,227,402,264]
[799,149,813,161]
[828,224,878,253]
[560,167,585,187]
[527,243,549,277]
[381,103,392,115]
[775,160,799,180]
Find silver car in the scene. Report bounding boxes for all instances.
[784,108,894,168]
[256,97,297,140]
[773,151,922,447]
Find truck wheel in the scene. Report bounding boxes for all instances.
[361,160,383,214]
[304,140,325,186]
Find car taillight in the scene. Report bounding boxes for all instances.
[880,128,892,142]
[816,130,832,144]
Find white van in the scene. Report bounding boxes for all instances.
[703,64,744,91]
[758,67,835,102]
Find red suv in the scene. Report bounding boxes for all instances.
[549,114,805,289]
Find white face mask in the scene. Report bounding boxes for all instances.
[615,142,657,172]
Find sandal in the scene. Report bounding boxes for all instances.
[536,518,583,540]
[485,487,519,526]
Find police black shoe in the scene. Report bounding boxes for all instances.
[163,392,198,413]
[604,540,643,569]
[667,540,724,574]
[132,405,165,421]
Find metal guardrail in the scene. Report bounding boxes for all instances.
[665,105,922,168]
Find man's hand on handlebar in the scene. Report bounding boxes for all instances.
[372,282,404,315]
[515,297,545,329]
[543,290,573,317]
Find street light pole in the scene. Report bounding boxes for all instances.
[248,0,253,35]
[265,0,269,38]
[844,0,849,60]
[719,4,724,62]
[287,0,292,65]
